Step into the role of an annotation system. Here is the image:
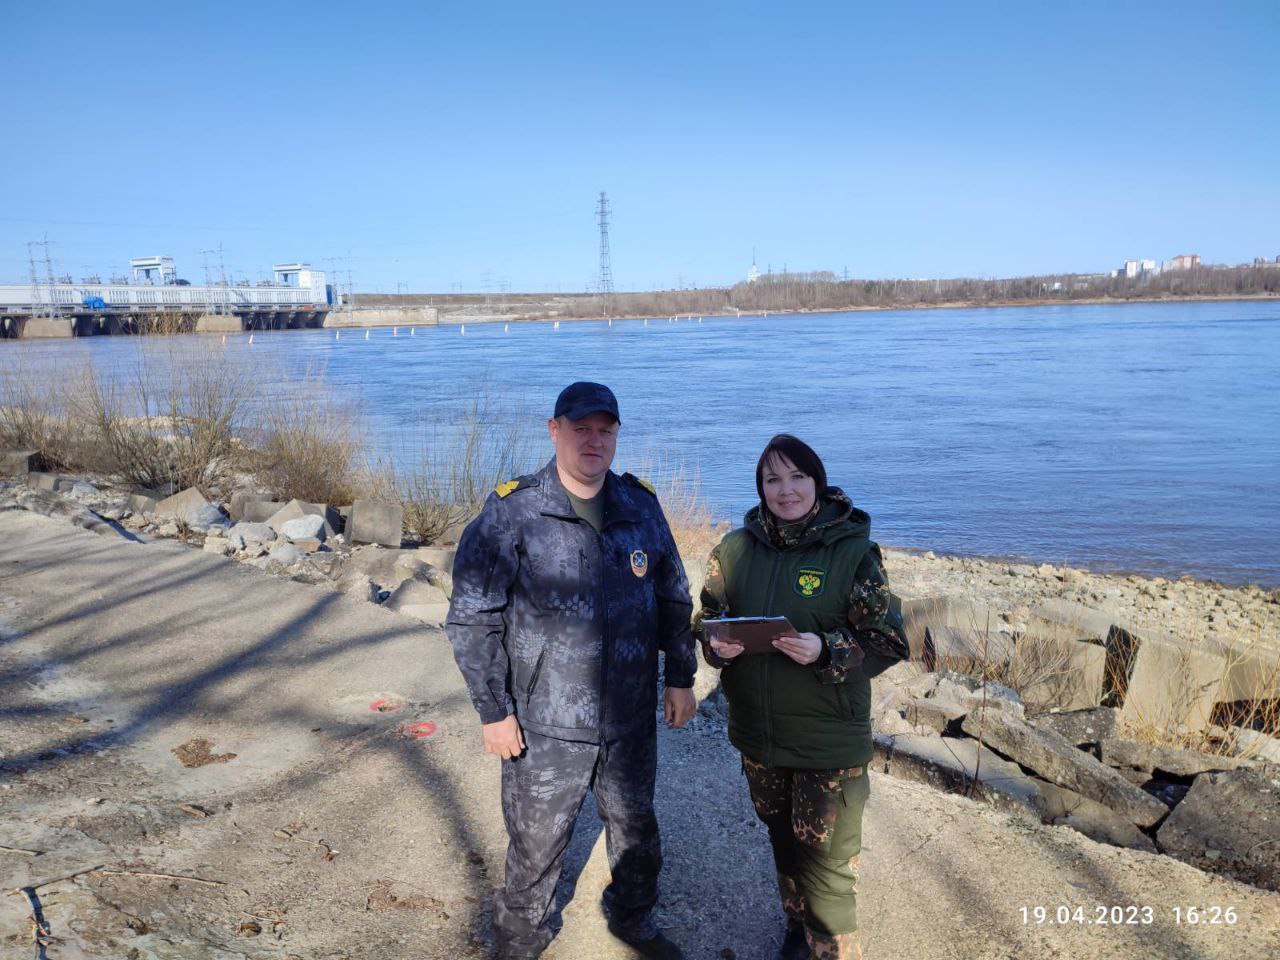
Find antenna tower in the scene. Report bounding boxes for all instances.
[596,191,613,313]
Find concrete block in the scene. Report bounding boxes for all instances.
[901,596,999,665]
[1011,629,1107,712]
[229,489,272,522]
[241,500,287,523]
[1,450,40,476]
[960,709,1169,827]
[1117,634,1227,737]
[1206,637,1280,703]
[925,624,1016,673]
[1032,598,1117,642]
[1157,768,1280,890]
[348,499,404,548]
[1229,728,1280,764]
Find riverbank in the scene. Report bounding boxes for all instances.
[2,506,1278,960]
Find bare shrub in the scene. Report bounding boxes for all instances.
[71,343,250,493]
[247,376,363,506]
[378,397,539,544]
[0,362,88,470]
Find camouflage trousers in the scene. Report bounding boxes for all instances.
[495,725,661,955]
[742,755,868,960]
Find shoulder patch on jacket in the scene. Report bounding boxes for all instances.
[494,475,535,498]
[623,473,656,496]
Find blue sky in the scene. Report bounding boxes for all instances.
[2,1,1276,292]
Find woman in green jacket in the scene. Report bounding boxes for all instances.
[696,434,909,960]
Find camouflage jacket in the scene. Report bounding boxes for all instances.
[446,458,696,743]
[694,489,909,768]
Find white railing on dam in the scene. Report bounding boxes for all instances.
[0,281,328,311]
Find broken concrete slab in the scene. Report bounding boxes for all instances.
[1,449,41,475]
[872,733,1042,821]
[1157,767,1280,891]
[1230,728,1280,764]
[1031,778,1157,852]
[348,499,404,548]
[900,596,999,664]
[1099,738,1244,778]
[959,710,1169,827]
[1032,707,1119,747]
[1205,637,1280,704]
[203,536,232,556]
[905,696,967,734]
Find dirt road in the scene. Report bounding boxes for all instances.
[1,511,1277,960]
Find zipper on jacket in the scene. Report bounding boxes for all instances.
[527,647,547,698]
[759,551,784,767]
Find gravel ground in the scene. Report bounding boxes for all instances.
[1,510,1278,960]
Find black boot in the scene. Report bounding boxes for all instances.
[776,918,809,960]
[606,917,685,960]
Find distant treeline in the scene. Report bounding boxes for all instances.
[559,265,1280,318]
[354,265,1280,319]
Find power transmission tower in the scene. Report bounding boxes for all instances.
[596,191,613,315]
[27,235,58,318]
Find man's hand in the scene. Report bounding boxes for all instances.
[482,714,526,759]
[772,631,823,665]
[664,686,696,729]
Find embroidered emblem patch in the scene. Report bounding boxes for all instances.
[795,567,826,598]
[494,479,520,498]
[630,550,648,578]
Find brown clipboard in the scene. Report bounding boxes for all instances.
[703,616,797,655]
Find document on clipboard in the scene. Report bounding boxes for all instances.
[702,616,797,655]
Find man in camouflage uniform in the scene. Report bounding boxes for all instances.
[446,382,697,960]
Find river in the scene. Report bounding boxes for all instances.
[3,299,1278,585]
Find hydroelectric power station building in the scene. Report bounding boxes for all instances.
[0,256,334,338]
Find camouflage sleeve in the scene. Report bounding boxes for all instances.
[654,508,696,687]
[813,544,909,684]
[444,493,520,724]
[692,547,730,669]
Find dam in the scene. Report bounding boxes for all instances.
[0,256,333,338]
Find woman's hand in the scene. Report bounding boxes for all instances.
[772,631,823,665]
[709,638,745,661]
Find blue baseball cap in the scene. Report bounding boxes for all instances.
[554,381,621,423]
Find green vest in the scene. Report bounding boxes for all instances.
[715,498,875,769]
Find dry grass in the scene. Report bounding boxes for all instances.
[373,396,539,544]
[246,376,363,506]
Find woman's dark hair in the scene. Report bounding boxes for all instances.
[755,433,828,502]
